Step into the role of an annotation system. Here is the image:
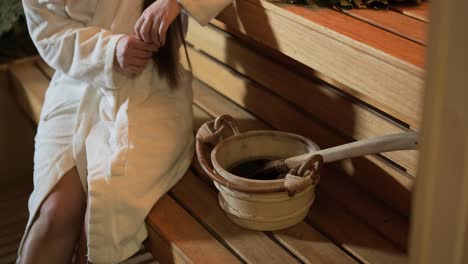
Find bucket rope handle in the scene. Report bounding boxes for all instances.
[196,115,286,193]
[284,154,323,197]
[196,114,240,146]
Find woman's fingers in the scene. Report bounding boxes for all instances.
[133,40,159,52]
[151,19,162,47]
[127,57,150,67]
[115,35,159,75]
[129,49,153,59]
[134,17,144,40]
[135,0,181,47]
[158,21,169,47]
[140,19,154,44]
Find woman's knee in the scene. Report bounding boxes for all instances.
[35,194,85,239]
[35,168,86,239]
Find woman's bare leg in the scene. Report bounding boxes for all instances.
[19,167,86,264]
[75,223,88,264]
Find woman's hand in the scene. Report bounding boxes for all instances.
[115,35,159,75]
[134,0,182,47]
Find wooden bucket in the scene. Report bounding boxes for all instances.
[196,115,322,231]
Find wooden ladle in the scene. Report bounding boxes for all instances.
[247,131,418,178]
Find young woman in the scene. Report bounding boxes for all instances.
[17,0,232,263]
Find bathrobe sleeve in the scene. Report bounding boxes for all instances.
[177,0,233,26]
[22,0,125,89]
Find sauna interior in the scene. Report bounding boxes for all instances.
[1,0,467,263]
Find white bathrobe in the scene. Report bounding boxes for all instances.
[17,0,232,263]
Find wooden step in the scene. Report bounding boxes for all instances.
[214,0,425,127]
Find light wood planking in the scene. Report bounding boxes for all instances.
[186,19,419,175]
[267,1,425,68]
[341,8,427,45]
[145,227,192,264]
[182,46,414,217]
[309,191,407,264]
[215,0,424,127]
[146,194,242,264]
[391,1,430,22]
[190,78,410,251]
[273,221,357,264]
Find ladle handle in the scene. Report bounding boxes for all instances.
[284,131,418,168]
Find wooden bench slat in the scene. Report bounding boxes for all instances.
[146,194,242,264]
[215,0,424,127]
[342,8,427,45]
[9,58,48,124]
[190,78,409,253]
[269,1,425,68]
[270,221,358,263]
[309,191,407,264]
[35,59,55,79]
[391,1,430,22]
[186,19,419,174]
[183,46,414,217]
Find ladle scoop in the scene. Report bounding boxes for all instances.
[248,131,418,178]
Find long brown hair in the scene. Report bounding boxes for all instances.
[142,0,188,87]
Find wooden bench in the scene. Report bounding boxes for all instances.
[7,0,428,262]
[9,57,408,263]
